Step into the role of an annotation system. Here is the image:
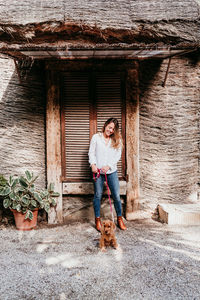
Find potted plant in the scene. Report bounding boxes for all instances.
[0,170,59,230]
[0,174,8,222]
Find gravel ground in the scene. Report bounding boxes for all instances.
[0,214,200,300]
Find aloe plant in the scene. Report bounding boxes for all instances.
[0,171,59,220]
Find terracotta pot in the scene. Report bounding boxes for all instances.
[11,208,39,231]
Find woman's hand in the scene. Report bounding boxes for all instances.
[101,166,110,174]
[91,164,98,173]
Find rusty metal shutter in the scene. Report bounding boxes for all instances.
[96,73,123,177]
[62,72,91,180]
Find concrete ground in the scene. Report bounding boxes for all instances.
[0,212,200,300]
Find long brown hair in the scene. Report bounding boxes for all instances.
[102,118,122,149]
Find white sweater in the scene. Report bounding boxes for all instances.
[88,133,122,174]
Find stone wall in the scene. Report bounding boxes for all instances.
[0,56,46,189]
[1,0,198,25]
[0,54,199,219]
[139,53,200,209]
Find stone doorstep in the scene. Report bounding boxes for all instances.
[158,203,200,225]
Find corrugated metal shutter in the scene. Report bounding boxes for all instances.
[63,73,91,180]
[96,73,123,177]
[62,72,124,181]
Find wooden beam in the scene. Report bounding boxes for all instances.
[46,70,63,224]
[89,72,97,139]
[162,57,172,87]
[121,72,126,179]
[63,181,127,195]
[13,59,22,84]
[60,74,67,181]
[125,63,140,220]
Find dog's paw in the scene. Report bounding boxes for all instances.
[115,245,123,252]
[100,247,106,252]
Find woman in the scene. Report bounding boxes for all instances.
[88,118,127,231]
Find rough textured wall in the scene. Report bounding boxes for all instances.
[139,54,200,209]
[0,57,46,189]
[0,0,198,25]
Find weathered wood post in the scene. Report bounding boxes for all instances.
[46,69,63,224]
[126,63,140,220]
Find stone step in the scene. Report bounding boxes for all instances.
[157,203,200,225]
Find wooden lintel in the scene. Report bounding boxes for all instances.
[46,70,63,224]
[63,181,127,195]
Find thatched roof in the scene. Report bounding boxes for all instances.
[0,0,200,43]
[0,0,199,58]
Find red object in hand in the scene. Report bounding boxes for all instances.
[93,168,101,181]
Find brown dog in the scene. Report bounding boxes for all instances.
[100,220,118,251]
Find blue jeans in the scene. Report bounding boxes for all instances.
[93,171,122,217]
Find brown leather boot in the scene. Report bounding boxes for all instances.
[117,216,127,230]
[95,217,101,232]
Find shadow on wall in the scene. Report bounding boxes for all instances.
[185,49,200,67]
[0,57,46,189]
[139,55,199,207]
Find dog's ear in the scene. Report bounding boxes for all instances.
[101,221,105,234]
[111,222,116,231]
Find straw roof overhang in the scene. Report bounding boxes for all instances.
[0,0,199,61]
[0,43,198,61]
[0,20,199,49]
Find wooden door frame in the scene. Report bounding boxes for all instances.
[126,63,140,220]
[46,70,63,224]
[46,61,139,224]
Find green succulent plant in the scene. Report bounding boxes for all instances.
[0,171,59,220]
[0,174,7,211]
[0,174,7,188]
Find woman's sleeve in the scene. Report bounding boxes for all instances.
[107,145,122,170]
[88,134,97,166]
